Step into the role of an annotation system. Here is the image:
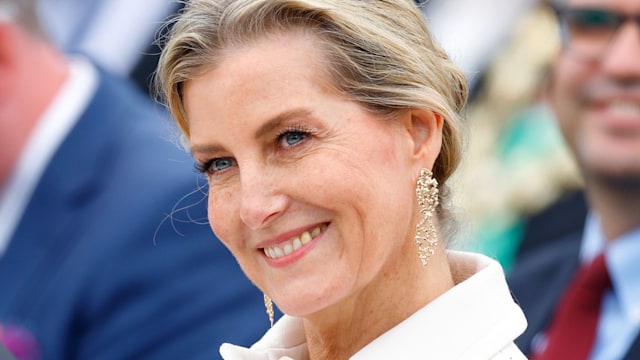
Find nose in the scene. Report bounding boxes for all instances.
[239,166,288,230]
[601,22,640,79]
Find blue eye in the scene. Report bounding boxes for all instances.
[195,157,236,175]
[211,158,235,171]
[278,131,308,148]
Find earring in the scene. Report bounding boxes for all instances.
[263,293,274,327]
[414,168,439,267]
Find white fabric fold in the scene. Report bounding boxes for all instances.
[220,251,527,360]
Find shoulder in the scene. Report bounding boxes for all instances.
[508,231,582,287]
[506,231,583,355]
[68,69,213,265]
[507,231,582,315]
[516,189,587,260]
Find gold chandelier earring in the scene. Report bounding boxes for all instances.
[263,293,275,327]
[414,168,439,267]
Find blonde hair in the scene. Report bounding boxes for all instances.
[155,0,468,233]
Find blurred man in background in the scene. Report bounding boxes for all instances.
[0,0,265,359]
[508,0,640,358]
[36,0,178,93]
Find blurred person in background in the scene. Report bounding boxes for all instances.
[410,0,583,271]
[0,0,264,359]
[36,0,179,94]
[446,1,582,271]
[508,0,640,358]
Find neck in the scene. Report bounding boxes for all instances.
[586,176,640,242]
[303,241,454,360]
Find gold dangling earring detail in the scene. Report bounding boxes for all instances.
[414,168,439,266]
[263,293,274,327]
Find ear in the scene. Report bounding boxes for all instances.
[0,21,16,100]
[0,22,18,64]
[404,108,443,171]
[0,23,19,94]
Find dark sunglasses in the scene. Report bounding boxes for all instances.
[551,5,640,59]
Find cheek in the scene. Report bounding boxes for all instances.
[551,58,589,129]
[553,55,594,99]
[207,187,238,247]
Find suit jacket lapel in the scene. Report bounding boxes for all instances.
[508,231,583,354]
[0,73,116,317]
[623,325,640,359]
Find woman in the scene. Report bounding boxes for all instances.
[155,0,527,358]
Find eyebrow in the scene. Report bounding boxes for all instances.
[255,108,313,139]
[190,108,313,154]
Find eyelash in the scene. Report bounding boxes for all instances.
[275,125,313,148]
[194,160,213,174]
[194,124,314,175]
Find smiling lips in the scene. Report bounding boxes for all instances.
[263,224,328,259]
[595,101,640,131]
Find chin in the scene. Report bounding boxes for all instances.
[591,168,640,192]
[276,288,345,318]
[578,139,640,183]
[278,300,327,318]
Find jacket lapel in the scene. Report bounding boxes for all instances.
[507,231,583,355]
[623,330,640,359]
[0,73,116,317]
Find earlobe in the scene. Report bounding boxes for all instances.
[408,108,443,167]
[0,23,18,67]
[0,23,20,99]
[0,25,11,96]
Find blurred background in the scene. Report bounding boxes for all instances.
[35,0,583,273]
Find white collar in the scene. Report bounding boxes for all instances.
[581,214,640,323]
[220,251,527,359]
[0,57,97,256]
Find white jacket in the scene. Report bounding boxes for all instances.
[220,251,528,359]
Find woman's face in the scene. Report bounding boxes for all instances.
[184,31,421,316]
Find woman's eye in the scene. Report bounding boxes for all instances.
[278,131,308,148]
[211,157,235,172]
[196,157,235,175]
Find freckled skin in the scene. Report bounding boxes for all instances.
[183,29,448,326]
[184,32,413,316]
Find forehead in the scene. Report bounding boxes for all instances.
[213,29,334,88]
[183,31,335,138]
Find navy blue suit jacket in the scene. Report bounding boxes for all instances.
[508,227,640,359]
[0,70,265,359]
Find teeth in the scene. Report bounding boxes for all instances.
[283,243,293,256]
[301,231,312,244]
[311,226,321,237]
[609,102,640,116]
[263,224,326,259]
